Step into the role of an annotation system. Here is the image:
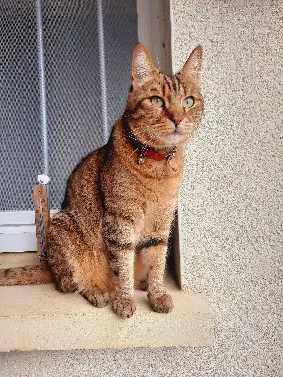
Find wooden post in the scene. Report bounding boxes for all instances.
[33,185,49,261]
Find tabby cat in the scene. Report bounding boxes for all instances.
[1,44,203,319]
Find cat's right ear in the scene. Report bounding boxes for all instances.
[132,43,158,88]
[178,45,203,83]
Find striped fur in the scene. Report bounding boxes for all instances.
[1,44,203,319]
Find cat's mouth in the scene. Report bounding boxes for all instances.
[143,122,188,148]
[158,131,186,146]
[173,128,184,136]
[172,124,188,138]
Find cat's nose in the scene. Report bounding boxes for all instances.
[167,110,183,126]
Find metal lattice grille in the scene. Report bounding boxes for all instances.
[0,0,137,211]
[0,0,41,211]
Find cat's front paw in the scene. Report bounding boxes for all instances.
[112,296,136,319]
[82,290,110,308]
[148,292,173,313]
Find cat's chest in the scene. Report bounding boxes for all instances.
[144,186,177,213]
[141,184,178,234]
[102,159,180,233]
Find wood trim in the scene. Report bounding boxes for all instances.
[0,210,58,226]
[0,211,35,226]
[137,0,172,74]
[0,210,58,253]
[0,231,37,253]
[0,225,35,234]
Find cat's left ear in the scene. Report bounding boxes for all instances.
[132,43,159,88]
[178,45,203,82]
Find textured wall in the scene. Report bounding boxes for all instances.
[173,0,283,375]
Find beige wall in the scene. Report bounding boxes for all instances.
[172,0,282,374]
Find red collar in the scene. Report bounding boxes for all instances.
[144,149,169,161]
[143,147,178,172]
[122,117,178,172]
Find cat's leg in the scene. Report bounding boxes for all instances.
[142,240,173,313]
[47,214,77,293]
[80,290,110,308]
[108,242,136,318]
[103,213,137,319]
[47,212,110,308]
[73,248,112,308]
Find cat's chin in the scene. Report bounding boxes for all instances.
[157,133,187,147]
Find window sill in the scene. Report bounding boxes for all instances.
[0,253,213,352]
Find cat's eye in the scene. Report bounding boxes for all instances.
[182,96,194,108]
[150,96,164,108]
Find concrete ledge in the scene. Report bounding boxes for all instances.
[0,253,214,351]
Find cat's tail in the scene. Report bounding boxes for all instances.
[0,264,53,286]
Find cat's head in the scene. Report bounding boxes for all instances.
[125,43,203,150]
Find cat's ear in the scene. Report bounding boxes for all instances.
[178,45,202,82]
[132,43,159,88]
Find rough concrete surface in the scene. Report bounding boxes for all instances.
[173,0,283,376]
[0,253,212,352]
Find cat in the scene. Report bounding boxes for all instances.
[0,43,203,319]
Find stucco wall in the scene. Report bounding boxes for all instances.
[174,0,283,374]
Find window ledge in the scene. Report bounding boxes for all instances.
[0,253,213,352]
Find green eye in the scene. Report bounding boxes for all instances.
[183,96,194,108]
[150,96,164,108]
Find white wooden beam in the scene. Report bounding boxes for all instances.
[137,0,172,74]
[0,228,37,252]
[0,211,35,226]
[0,210,58,252]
